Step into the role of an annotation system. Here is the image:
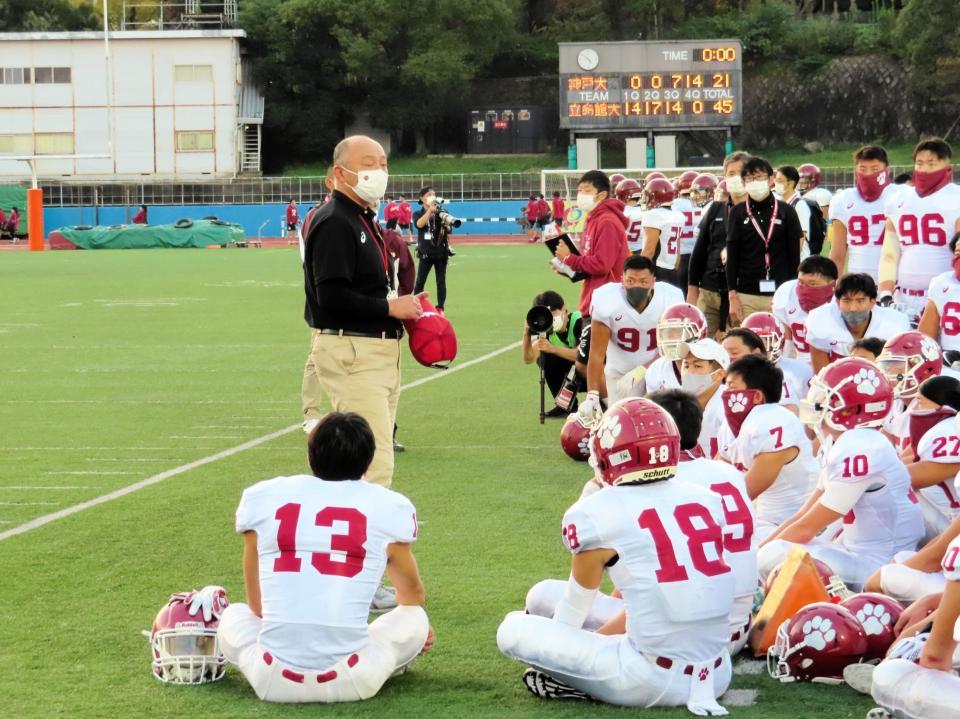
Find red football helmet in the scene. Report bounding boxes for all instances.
[560,414,592,461]
[151,590,228,684]
[590,398,680,486]
[876,331,943,400]
[742,312,785,362]
[677,170,699,196]
[404,298,457,368]
[609,173,626,188]
[644,178,676,209]
[615,178,642,203]
[690,173,719,207]
[768,602,868,683]
[841,593,904,662]
[714,178,729,203]
[657,303,708,361]
[645,171,666,183]
[765,559,850,599]
[798,163,822,191]
[800,357,894,431]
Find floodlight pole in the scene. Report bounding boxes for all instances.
[103,0,115,165]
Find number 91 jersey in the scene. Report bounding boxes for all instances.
[590,281,684,375]
[927,270,960,352]
[885,183,960,293]
[561,478,734,662]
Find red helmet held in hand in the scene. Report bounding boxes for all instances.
[560,414,593,461]
[404,298,457,368]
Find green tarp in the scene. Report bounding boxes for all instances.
[55,219,245,249]
[0,186,28,236]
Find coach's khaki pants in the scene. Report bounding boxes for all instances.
[301,350,322,423]
[696,288,725,338]
[736,293,773,323]
[310,331,400,487]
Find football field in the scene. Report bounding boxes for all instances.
[0,245,872,718]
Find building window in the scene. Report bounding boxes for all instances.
[0,134,33,153]
[174,65,213,82]
[35,133,75,154]
[0,68,31,84]
[175,131,214,152]
[34,67,71,84]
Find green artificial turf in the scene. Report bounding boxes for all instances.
[0,245,872,717]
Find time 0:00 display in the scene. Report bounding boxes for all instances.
[697,47,737,62]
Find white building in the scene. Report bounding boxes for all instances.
[0,29,263,180]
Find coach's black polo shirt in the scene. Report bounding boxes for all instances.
[304,191,402,336]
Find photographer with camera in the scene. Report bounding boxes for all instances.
[522,291,585,418]
[414,186,458,313]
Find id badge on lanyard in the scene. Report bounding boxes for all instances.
[747,197,778,292]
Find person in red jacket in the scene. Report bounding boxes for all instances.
[551,191,566,229]
[286,199,299,241]
[383,195,400,230]
[132,204,148,224]
[397,195,413,239]
[525,194,541,242]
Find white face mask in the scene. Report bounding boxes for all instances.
[341,166,389,204]
[552,312,564,332]
[746,180,770,201]
[773,182,786,196]
[725,175,745,196]
[681,370,718,395]
[577,192,597,212]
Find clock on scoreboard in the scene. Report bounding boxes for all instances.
[558,40,743,130]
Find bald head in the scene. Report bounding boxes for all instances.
[333,135,386,167]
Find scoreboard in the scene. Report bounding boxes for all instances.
[558,40,743,131]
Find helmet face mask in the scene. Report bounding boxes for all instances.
[801,358,893,432]
[656,304,707,361]
[152,625,225,684]
[742,312,784,362]
[876,332,942,400]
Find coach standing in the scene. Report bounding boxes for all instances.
[725,157,802,324]
[304,135,423,487]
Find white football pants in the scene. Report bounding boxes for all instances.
[758,539,888,591]
[524,579,753,657]
[880,552,948,604]
[217,603,428,703]
[871,658,960,719]
[497,611,731,710]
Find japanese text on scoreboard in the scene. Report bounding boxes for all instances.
[558,40,743,130]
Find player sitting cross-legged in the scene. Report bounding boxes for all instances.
[758,357,925,591]
[498,398,736,715]
[217,412,433,703]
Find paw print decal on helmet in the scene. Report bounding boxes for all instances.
[855,603,892,636]
[801,615,835,651]
[577,435,590,456]
[854,368,881,396]
[920,337,941,362]
[726,392,748,412]
[597,415,623,450]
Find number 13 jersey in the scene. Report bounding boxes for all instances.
[235,475,418,669]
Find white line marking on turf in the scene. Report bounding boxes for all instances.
[0,341,520,542]
[732,659,766,675]
[722,689,757,707]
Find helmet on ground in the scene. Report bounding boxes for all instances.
[799,357,893,431]
[590,398,680,486]
[767,602,868,683]
[657,303,708,361]
[840,593,904,662]
[151,590,228,684]
[560,414,592,461]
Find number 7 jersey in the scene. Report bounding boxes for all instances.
[234,475,417,669]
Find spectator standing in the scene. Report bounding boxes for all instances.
[383,196,400,229]
[525,194,541,242]
[132,204,148,224]
[551,191,566,228]
[687,151,750,336]
[536,194,551,233]
[413,187,451,313]
[397,195,413,239]
[286,199,299,242]
[725,157,802,324]
[302,134,423,490]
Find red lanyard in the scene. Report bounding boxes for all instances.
[357,214,392,288]
[745,196,778,277]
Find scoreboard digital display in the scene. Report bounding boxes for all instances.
[558,40,743,130]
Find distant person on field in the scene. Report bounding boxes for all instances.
[397,195,413,239]
[132,204,148,224]
[383,196,399,229]
[2,206,19,238]
[552,191,565,229]
[526,194,541,242]
[286,199,299,242]
[414,186,451,312]
[217,412,434,703]
[537,193,551,234]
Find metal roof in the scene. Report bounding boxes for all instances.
[0,30,245,41]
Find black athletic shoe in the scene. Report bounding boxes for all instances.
[522,669,588,700]
[545,406,568,418]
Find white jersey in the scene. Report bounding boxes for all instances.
[643,206,686,271]
[772,280,812,364]
[820,429,924,557]
[591,282,684,376]
[804,187,833,211]
[645,356,681,393]
[678,457,758,602]
[915,417,960,522]
[829,184,896,279]
[943,533,960,582]
[784,195,812,259]
[672,196,701,255]
[885,183,960,293]
[699,389,727,459]
[883,398,915,454]
[779,357,813,410]
[624,204,645,253]
[928,270,960,352]
[805,302,910,360]
[234,475,417,669]
[561,474,735,662]
[718,403,818,526]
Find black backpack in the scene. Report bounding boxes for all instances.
[803,199,826,255]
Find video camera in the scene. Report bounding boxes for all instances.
[526,304,553,336]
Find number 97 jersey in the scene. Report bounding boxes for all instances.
[829,185,895,280]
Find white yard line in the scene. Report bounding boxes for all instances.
[2,486,94,490]
[0,341,519,542]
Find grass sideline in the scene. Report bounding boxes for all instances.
[0,246,873,718]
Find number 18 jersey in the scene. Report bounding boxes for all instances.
[235,475,417,669]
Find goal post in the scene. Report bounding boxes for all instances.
[541,166,723,200]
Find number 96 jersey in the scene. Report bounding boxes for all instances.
[927,269,960,352]
[885,183,960,294]
[561,476,734,663]
[590,281,684,376]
